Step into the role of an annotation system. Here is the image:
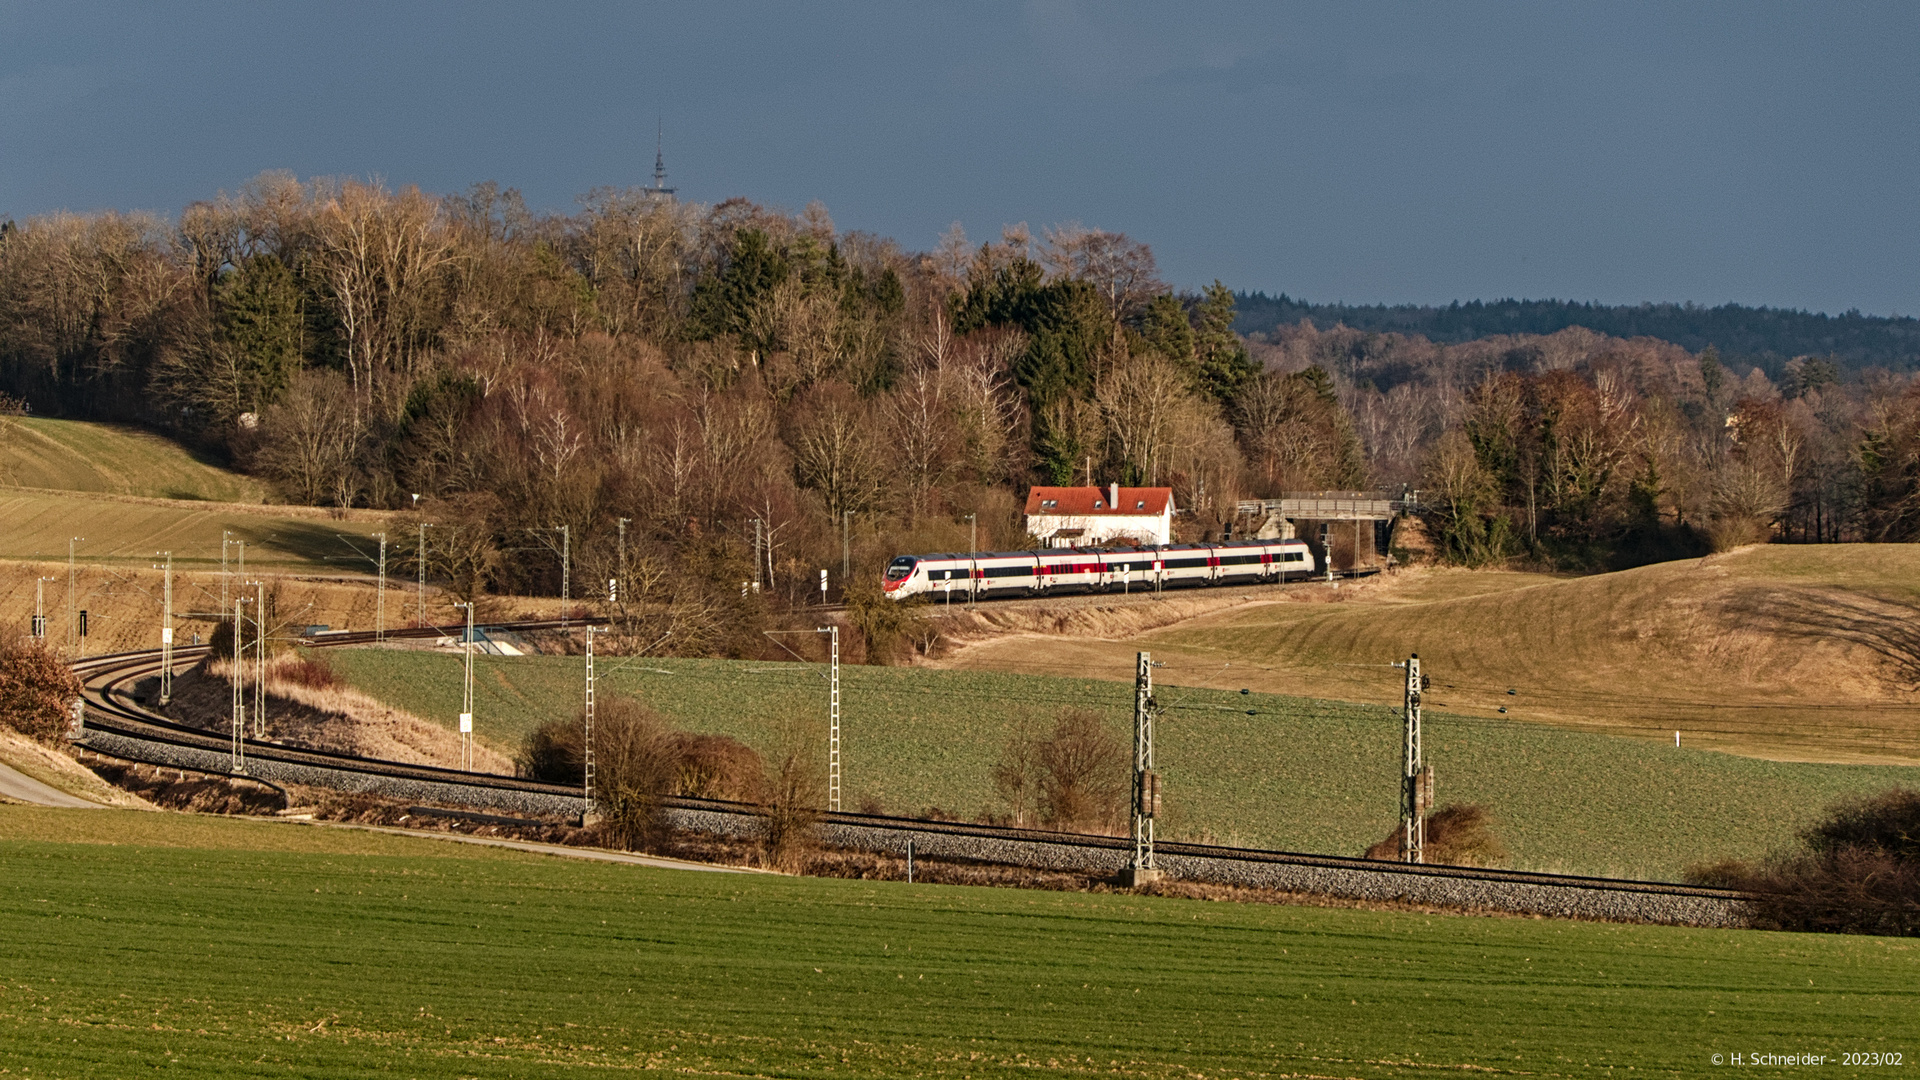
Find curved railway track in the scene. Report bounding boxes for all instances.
[64,625,1754,928]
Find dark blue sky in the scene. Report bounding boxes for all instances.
[5,2,1917,315]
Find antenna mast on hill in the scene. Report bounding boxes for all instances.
[647,121,676,198]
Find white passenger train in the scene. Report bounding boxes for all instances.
[882,539,1317,601]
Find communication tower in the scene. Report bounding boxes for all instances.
[646,123,676,198]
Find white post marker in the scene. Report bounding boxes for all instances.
[819,569,828,603]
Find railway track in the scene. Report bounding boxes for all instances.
[63,626,1754,928]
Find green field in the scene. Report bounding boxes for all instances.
[324,649,1920,880]
[0,806,1912,1078]
[0,416,266,501]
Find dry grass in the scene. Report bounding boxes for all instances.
[0,730,152,808]
[930,547,1920,766]
[178,654,515,773]
[0,416,266,501]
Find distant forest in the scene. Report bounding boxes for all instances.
[1234,293,1920,376]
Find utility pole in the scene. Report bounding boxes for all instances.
[752,518,764,593]
[34,574,60,643]
[67,536,82,654]
[1400,653,1430,864]
[220,530,232,616]
[966,512,977,609]
[373,532,387,641]
[816,624,840,812]
[1125,651,1162,886]
[583,625,598,822]
[155,553,173,705]
[842,511,851,583]
[416,523,432,628]
[230,596,248,774]
[253,581,267,737]
[455,601,475,770]
[616,517,631,622]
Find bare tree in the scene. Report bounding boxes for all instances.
[253,370,360,504]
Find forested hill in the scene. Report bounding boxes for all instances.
[1232,293,1920,375]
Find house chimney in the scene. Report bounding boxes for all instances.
[1109,482,1119,509]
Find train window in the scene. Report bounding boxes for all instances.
[885,557,917,581]
[1282,552,1304,562]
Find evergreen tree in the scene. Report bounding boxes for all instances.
[1191,281,1257,403]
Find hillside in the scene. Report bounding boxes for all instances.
[1233,292,1920,374]
[935,545,1920,766]
[0,490,392,570]
[0,416,265,502]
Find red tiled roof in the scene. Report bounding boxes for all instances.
[1024,486,1173,516]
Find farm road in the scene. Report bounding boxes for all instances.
[0,761,103,808]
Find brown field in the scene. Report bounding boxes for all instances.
[928,545,1920,766]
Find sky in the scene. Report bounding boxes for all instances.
[4,2,1917,316]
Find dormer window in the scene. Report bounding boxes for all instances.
[1041,499,1057,510]
[1093,500,1104,509]
[1135,500,1146,509]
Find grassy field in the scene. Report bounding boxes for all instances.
[322,649,1919,880]
[0,489,393,570]
[936,546,1920,766]
[0,806,1912,1078]
[0,416,266,502]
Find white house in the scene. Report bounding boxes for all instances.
[1024,484,1175,547]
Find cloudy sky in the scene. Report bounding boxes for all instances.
[5,2,1916,314]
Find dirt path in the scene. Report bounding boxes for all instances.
[0,760,103,808]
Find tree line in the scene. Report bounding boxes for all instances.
[3,174,1919,658]
[1235,292,1920,378]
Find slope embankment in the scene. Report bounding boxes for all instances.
[931,546,1920,765]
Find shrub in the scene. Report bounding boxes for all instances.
[278,654,340,690]
[1697,788,1920,936]
[758,717,825,873]
[514,697,683,852]
[990,722,1042,827]
[1365,803,1508,866]
[673,733,763,802]
[0,640,83,742]
[992,707,1130,834]
[592,698,682,852]
[518,715,583,783]
[517,716,764,804]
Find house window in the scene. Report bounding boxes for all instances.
[1041,499,1057,509]
[1135,500,1145,508]
[1093,500,1104,509]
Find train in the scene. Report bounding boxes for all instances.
[882,538,1318,600]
